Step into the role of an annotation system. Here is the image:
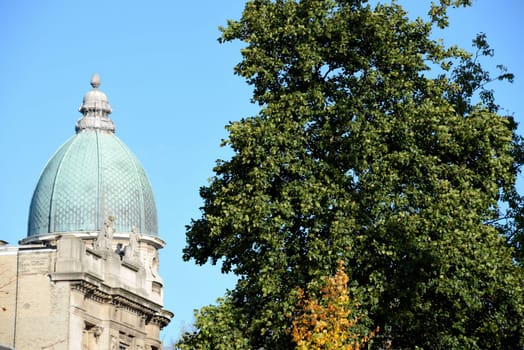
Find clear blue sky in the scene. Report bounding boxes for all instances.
[0,0,522,343]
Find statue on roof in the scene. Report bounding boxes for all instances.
[125,226,140,261]
[94,215,115,251]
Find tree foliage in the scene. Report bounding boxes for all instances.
[175,296,250,350]
[291,260,376,350]
[180,0,524,349]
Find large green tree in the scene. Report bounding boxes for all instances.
[179,1,524,349]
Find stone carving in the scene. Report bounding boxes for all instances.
[83,324,103,349]
[110,335,118,350]
[150,251,158,277]
[105,215,115,241]
[125,226,140,261]
[94,215,115,251]
[92,326,103,340]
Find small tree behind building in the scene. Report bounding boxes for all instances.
[291,260,377,350]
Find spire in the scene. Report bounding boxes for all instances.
[75,73,115,133]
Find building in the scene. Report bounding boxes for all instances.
[0,74,172,350]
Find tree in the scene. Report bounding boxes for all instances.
[291,260,376,350]
[175,296,250,350]
[181,0,524,348]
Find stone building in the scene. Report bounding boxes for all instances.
[0,75,172,350]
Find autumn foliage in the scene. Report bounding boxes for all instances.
[291,261,376,350]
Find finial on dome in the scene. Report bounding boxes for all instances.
[76,73,115,133]
[90,73,101,89]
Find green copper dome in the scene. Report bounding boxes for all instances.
[27,74,158,237]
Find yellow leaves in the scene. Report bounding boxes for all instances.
[290,260,377,350]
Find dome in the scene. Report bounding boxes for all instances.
[27,74,158,237]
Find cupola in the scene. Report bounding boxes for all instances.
[27,74,158,239]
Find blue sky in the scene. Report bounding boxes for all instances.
[0,0,522,343]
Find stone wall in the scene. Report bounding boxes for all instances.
[0,248,17,348]
[0,247,70,350]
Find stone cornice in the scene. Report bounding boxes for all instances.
[150,309,174,329]
[20,233,167,249]
[65,277,172,327]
